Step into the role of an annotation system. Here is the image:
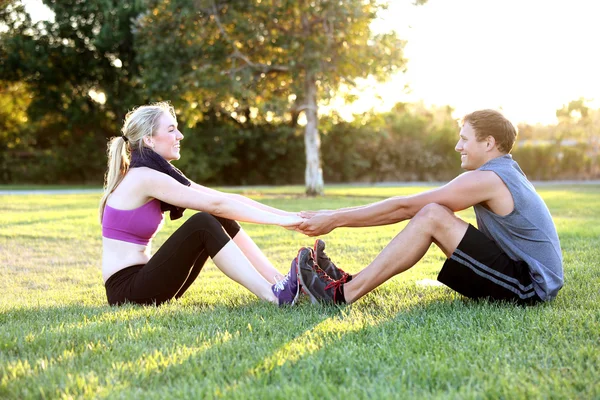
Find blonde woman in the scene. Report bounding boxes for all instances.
[100,102,303,306]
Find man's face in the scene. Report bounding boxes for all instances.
[455,122,488,170]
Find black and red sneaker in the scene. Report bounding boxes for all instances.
[297,247,345,304]
[313,239,352,283]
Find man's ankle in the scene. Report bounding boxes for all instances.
[334,283,346,304]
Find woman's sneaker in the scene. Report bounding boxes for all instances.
[313,239,352,283]
[271,254,300,306]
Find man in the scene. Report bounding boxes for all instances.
[296,109,563,305]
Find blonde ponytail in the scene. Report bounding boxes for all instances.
[99,136,130,222]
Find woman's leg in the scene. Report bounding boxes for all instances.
[128,212,277,304]
[213,216,285,283]
[174,249,209,299]
[232,230,285,283]
[212,241,277,302]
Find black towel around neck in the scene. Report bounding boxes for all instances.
[130,148,191,220]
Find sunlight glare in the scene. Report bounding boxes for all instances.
[354,0,600,125]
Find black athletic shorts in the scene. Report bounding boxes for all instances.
[437,224,541,305]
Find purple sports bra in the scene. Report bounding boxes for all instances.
[102,199,164,245]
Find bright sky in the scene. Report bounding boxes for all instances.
[363,0,600,125]
[23,0,600,125]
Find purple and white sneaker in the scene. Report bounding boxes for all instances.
[271,254,301,306]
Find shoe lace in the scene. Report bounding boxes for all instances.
[324,279,343,303]
[273,274,289,293]
[324,279,341,291]
[315,266,332,281]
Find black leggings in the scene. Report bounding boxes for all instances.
[105,212,241,306]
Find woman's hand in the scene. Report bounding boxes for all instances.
[278,214,306,229]
[299,209,333,219]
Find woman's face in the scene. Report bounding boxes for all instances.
[147,112,184,162]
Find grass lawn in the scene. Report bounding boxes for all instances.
[1,184,599,399]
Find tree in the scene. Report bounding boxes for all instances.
[0,0,145,148]
[0,80,33,181]
[136,0,421,195]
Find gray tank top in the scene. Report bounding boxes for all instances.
[475,155,563,300]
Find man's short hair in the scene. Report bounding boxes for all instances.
[462,109,517,153]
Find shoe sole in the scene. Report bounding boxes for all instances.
[313,239,323,266]
[288,248,304,306]
[296,248,320,304]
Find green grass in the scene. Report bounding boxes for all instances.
[1,184,599,399]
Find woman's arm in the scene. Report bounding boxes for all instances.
[140,169,303,228]
[188,181,296,217]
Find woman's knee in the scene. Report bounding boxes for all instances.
[184,212,231,257]
[186,212,223,231]
[212,216,241,238]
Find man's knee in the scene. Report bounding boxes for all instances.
[413,203,454,227]
[411,203,455,234]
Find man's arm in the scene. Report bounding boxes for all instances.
[298,171,503,236]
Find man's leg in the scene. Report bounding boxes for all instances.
[343,203,469,303]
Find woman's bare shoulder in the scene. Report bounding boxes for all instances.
[107,168,156,208]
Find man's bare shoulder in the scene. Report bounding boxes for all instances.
[452,170,513,215]
[450,170,504,188]
[415,170,504,212]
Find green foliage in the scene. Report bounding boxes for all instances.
[513,143,594,181]
[0,81,33,181]
[134,0,414,193]
[174,103,461,185]
[0,0,145,120]
[1,185,599,398]
[176,111,306,185]
[514,98,600,180]
[321,104,461,182]
[135,0,407,117]
[0,0,146,181]
[1,1,598,184]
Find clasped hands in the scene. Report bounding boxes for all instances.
[281,210,335,237]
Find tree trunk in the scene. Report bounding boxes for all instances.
[303,72,324,196]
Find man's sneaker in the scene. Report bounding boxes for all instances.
[271,255,300,306]
[296,247,344,304]
[313,239,352,283]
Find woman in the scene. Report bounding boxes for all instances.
[99,102,303,306]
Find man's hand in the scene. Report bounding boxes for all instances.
[297,211,336,236]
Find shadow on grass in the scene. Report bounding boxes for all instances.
[217,297,547,398]
[0,292,577,399]
[0,300,342,398]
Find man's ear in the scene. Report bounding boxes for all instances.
[486,135,496,150]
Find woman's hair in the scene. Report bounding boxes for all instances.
[99,101,176,222]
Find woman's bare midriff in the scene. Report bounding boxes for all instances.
[102,237,152,283]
